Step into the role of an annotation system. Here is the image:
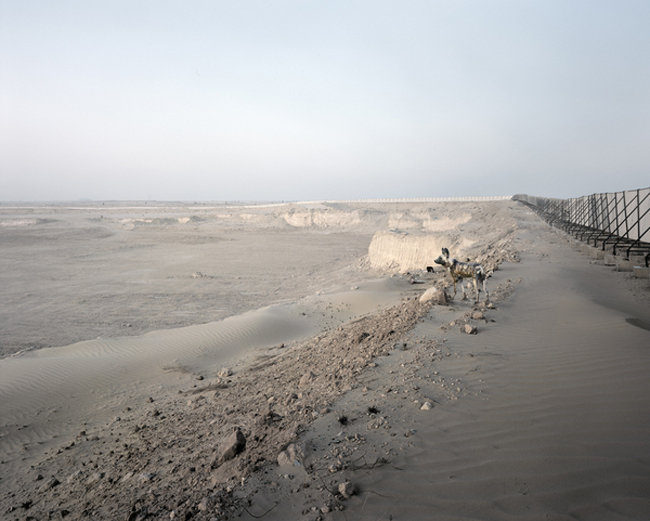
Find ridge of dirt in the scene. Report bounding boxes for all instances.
[0,295,428,519]
[0,266,524,521]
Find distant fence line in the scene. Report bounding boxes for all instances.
[513,188,650,265]
[305,196,513,204]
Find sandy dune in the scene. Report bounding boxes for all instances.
[1,199,649,520]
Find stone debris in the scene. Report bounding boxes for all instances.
[338,481,357,499]
[211,428,246,469]
[462,324,478,335]
[85,471,104,486]
[37,477,59,493]
[419,286,448,305]
[65,470,81,484]
[277,443,305,467]
[121,472,134,483]
[299,371,316,388]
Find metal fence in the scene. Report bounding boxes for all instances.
[513,187,650,266]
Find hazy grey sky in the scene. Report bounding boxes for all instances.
[1,1,649,201]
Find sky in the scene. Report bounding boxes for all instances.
[1,1,649,202]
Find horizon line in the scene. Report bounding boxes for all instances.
[0,195,515,208]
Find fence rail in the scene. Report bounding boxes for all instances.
[513,188,650,266]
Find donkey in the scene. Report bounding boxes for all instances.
[433,248,488,303]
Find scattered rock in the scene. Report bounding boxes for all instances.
[353,332,370,344]
[462,324,478,335]
[419,286,448,305]
[472,311,485,320]
[420,402,433,411]
[277,443,305,467]
[218,367,233,378]
[86,472,104,486]
[299,371,316,388]
[37,477,59,493]
[197,497,213,511]
[338,481,357,499]
[211,428,246,468]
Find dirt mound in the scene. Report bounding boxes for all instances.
[1,296,437,520]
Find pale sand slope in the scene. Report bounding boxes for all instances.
[290,208,650,520]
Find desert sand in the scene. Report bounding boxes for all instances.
[1,199,649,520]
